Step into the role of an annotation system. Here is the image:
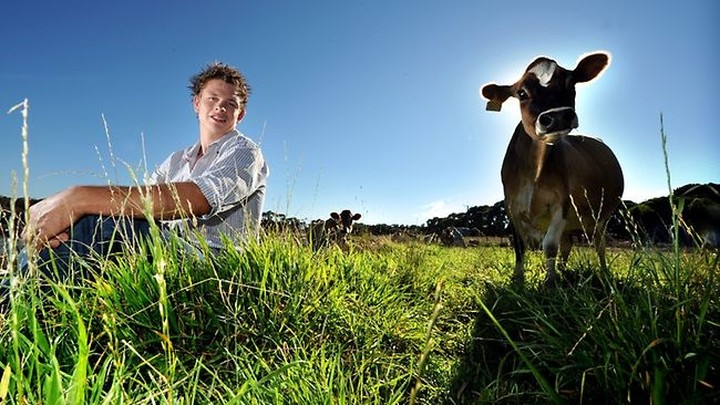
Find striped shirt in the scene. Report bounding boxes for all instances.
[149,130,269,249]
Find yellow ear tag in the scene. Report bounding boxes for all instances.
[486,101,503,112]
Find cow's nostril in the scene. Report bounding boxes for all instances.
[539,114,554,130]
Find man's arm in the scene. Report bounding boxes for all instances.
[23,182,210,249]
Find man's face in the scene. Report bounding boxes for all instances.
[193,78,244,138]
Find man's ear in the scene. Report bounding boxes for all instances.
[192,95,200,113]
[237,109,246,123]
[480,83,513,112]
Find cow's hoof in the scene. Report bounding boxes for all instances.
[543,275,558,289]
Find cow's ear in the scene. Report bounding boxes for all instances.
[352,213,362,220]
[330,212,340,220]
[481,83,512,112]
[573,52,610,83]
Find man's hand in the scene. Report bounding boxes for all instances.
[22,189,77,250]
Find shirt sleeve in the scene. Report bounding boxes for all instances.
[147,153,174,185]
[191,141,268,217]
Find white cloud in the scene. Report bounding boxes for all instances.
[418,199,467,222]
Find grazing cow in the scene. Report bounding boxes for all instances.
[684,198,720,248]
[440,226,467,247]
[310,209,362,250]
[480,51,624,285]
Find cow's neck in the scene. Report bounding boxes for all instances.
[508,123,551,182]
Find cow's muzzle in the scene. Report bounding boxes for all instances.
[535,107,578,144]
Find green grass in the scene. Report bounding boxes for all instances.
[1,231,718,404]
[2,105,717,403]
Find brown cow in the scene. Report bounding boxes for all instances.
[684,198,720,248]
[310,209,362,251]
[481,51,624,285]
[440,226,467,247]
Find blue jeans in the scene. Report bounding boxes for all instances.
[1,215,152,301]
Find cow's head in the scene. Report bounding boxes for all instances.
[330,210,362,237]
[481,52,610,144]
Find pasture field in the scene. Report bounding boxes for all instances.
[0,230,718,404]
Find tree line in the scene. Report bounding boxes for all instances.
[260,183,720,247]
[2,183,718,247]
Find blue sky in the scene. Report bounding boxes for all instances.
[1,1,718,225]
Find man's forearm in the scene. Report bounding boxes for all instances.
[68,182,211,220]
[23,182,211,249]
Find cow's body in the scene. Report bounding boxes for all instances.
[440,226,467,247]
[482,52,624,285]
[685,198,720,248]
[310,210,362,251]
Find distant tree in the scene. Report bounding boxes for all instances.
[262,210,305,233]
[254,183,718,247]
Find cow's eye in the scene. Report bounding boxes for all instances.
[517,88,529,101]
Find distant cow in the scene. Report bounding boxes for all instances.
[440,226,467,247]
[684,198,720,248]
[481,51,624,285]
[310,210,362,250]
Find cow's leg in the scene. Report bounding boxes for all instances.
[543,210,567,286]
[558,232,573,271]
[594,222,608,272]
[511,226,526,285]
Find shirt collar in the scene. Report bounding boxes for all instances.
[182,129,240,162]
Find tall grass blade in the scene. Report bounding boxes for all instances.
[0,363,11,401]
[477,296,564,404]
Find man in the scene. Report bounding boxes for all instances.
[12,61,269,283]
